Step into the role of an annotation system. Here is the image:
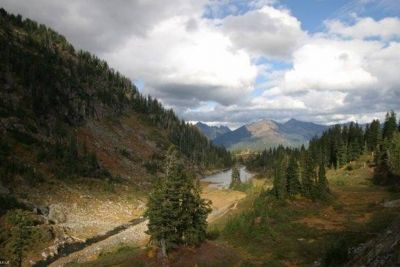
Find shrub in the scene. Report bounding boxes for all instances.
[345,165,354,171]
[2,209,40,266]
[0,196,26,216]
[206,229,220,240]
[322,237,350,267]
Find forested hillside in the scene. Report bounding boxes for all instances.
[0,8,230,266]
[0,7,231,184]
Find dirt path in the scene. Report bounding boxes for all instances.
[48,220,148,267]
[201,181,246,222]
[47,185,245,266]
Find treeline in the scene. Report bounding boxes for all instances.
[246,111,400,200]
[246,145,329,200]
[0,8,231,170]
[372,112,400,185]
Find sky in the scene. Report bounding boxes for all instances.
[2,0,400,128]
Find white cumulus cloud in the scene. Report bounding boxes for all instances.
[221,5,306,60]
[326,16,400,40]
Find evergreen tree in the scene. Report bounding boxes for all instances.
[286,156,301,196]
[373,148,391,185]
[273,161,286,199]
[383,111,397,140]
[336,140,347,168]
[348,141,361,161]
[389,132,400,176]
[230,164,241,188]
[366,119,381,151]
[317,161,329,199]
[146,147,211,257]
[302,154,316,198]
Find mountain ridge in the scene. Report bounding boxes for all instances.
[212,118,328,151]
[195,122,231,140]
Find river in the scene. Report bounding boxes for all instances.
[202,166,254,189]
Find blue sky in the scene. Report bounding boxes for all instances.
[2,0,400,127]
[282,0,355,32]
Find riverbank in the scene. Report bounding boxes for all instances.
[202,166,254,189]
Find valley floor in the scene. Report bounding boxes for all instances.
[75,154,400,266]
[44,182,246,266]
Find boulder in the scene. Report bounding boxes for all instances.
[34,205,49,216]
[48,204,67,224]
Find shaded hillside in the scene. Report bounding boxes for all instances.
[0,8,231,266]
[213,119,327,151]
[0,7,231,184]
[195,122,231,140]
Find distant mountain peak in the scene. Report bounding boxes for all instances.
[247,119,279,137]
[286,118,299,123]
[195,122,231,140]
[213,118,328,151]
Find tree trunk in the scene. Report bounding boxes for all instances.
[160,239,167,259]
[159,238,169,267]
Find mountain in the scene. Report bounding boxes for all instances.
[213,118,328,151]
[195,122,231,140]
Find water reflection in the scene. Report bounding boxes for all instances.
[203,167,253,189]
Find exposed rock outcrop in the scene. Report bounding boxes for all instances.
[383,199,400,208]
[347,217,400,266]
[48,204,67,224]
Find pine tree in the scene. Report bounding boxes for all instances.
[373,148,390,185]
[230,164,241,188]
[317,161,329,199]
[286,156,301,196]
[146,146,211,257]
[348,140,361,161]
[273,160,286,199]
[388,132,400,178]
[336,140,347,168]
[366,119,381,151]
[302,154,316,198]
[383,111,397,140]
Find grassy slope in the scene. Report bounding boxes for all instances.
[214,154,399,266]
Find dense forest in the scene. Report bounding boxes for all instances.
[246,111,400,200]
[0,7,231,187]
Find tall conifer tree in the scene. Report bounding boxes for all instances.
[383,111,397,140]
[286,156,301,196]
[302,154,316,198]
[317,161,329,199]
[146,146,211,257]
[230,164,241,188]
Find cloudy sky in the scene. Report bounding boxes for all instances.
[2,0,400,128]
